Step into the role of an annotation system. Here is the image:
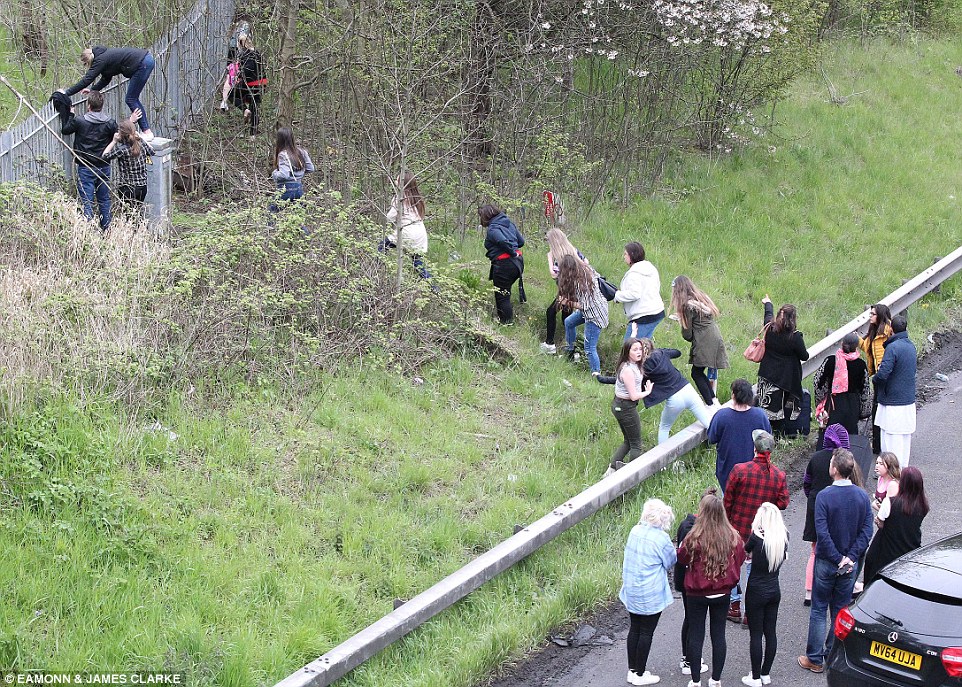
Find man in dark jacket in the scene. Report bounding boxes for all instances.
[61,90,117,232]
[799,449,873,673]
[59,46,155,139]
[873,315,917,465]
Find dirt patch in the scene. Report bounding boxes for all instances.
[480,329,962,687]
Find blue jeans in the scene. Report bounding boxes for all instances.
[564,310,602,373]
[378,238,432,280]
[625,311,665,342]
[731,560,752,603]
[126,52,155,131]
[658,384,715,443]
[806,557,856,665]
[77,164,111,231]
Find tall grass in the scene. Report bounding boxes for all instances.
[0,37,961,686]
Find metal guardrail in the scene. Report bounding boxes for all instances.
[275,245,962,687]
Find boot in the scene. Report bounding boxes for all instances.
[727,599,742,623]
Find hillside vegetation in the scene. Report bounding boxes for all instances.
[0,36,961,687]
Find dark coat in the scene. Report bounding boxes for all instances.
[483,213,525,262]
[65,47,149,96]
[813,355,870,435]
[873,331,917,406]
[641,348,688,408]
[61,110,117,167]
[863,497,925,582]
[758,302,809,399]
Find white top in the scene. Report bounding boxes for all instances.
[875,402,916,435]
[386,199,428,254]
[614,260,663,320]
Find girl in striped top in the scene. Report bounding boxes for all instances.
[557,254,609,377]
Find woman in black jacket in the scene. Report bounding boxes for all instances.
[756,296,809,436]
[232,34,266,136]
[480,204,525,325]
[813,332,870,441]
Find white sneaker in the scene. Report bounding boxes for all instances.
[742,676,762,687]
[627,671,660,685]
[708,680,722,687]
[687,681,701,687]
[604,466,616,478]
[540,342,557,354]
[219,101,228,111]
[760,677,771,686]
[681,660,709,676]
[140,129,154,142]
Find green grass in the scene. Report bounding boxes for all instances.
[2,36,962,686]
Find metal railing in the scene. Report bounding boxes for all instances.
[275,245,962,687]
[0,0,234,185]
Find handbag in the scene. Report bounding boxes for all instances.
[597,275,617,301]
[743,323,770,363]
[815,395,833,428]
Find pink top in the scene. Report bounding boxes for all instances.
[226,62,240,86]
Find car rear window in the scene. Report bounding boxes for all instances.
[860,579,962,637]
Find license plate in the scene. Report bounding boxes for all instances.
[870,640,922,670]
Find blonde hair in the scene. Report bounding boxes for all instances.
[238,34,254,51]
[546,228,580,266]
[80,48,94,66]
[751,503,788,571]
[670,275,720,329]
[640,498,675,531]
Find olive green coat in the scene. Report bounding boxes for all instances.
[681,302,729,369]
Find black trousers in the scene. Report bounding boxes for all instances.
[686,594,728,683]
[545,296,573,344]
[118,184,147,204]
[745,592,780,679]
[692,366,715,404]
[490,258,522,323]
[627,611,662,676]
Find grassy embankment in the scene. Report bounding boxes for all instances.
[1,38,961,686]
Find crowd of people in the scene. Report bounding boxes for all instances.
[618,426,929,687]
[468,216,928,686]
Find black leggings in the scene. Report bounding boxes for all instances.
[680,590,691,663]
[691,366,715,405]
[686,594,728,683]
[611,397,643,468]
[745,592,780,679]
[490,259,522,323]
[545,297,572,345]
[627,611,662,675]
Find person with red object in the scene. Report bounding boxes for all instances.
[723,430,789,623]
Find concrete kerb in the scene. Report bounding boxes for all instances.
[275,244,962,687]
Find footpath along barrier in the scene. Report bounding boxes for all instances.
[276,245,962,687]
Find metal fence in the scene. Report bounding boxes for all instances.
[275,246,962,687]
[0,0,235,185]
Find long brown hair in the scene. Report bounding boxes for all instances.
[670,275,720,329]
[615,337,653,377]
[773,304,798,335]
[866,303,892,342]
[556,254,595,303]
[685,494,740,581]
[399,172,426,219]
[117,119,142,157]
[274,127,305,172]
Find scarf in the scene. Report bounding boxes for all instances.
[831,348,861,395]
[823,423,850,450]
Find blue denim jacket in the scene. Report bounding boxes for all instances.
[619,523,676,615]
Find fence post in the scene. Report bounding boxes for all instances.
[0,130,12,183]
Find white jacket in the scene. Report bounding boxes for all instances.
[614,260,663,320]
[386,200,428,254]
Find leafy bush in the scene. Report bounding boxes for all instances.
[0,183,490,411]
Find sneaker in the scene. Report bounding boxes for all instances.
[603,466,616,478]
[627,671,660,685]
[681,659,709,676]
[219,101,228,111]
[760,677,771,686]
[540,342,557,354]
[139,129,155,142]
[727,600,742,623]
[687,682,702,687]
[742,676,761,687]
[797,655,824,673]
[243,108,251,119]
[708,680,721,687]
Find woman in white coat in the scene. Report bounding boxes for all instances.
[614,241,665,342]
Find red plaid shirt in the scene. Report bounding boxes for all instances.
[723,453,790,541]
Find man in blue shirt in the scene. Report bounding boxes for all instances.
[798,449,873,673]
[708,379,771,492]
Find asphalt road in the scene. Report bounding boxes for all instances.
[488,368,962,687]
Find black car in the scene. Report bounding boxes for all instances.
[827,532,962,686]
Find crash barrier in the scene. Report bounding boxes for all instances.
[276,245,962,687]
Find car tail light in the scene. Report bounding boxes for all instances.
[942,647,962,678]
[834,607,855,641]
